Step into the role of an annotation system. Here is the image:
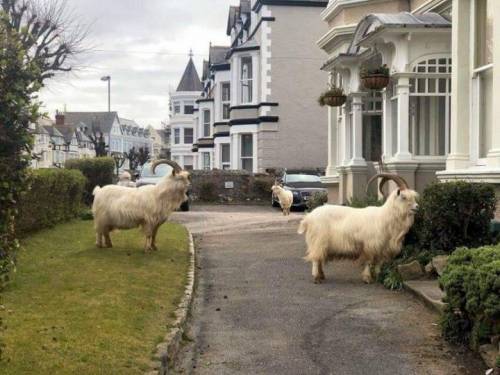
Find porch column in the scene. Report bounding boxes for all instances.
[325,105,338,176]
[382,87,393,160]
[349,93,366,166]
[342,101,351,165]
[447,0,471,170]
[487,1,500,167]
[395,77,412,160]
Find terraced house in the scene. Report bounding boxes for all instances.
[319,0,500,204]
[185,0,330,172]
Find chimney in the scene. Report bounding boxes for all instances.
[55,110,65,126]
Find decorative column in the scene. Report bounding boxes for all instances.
[349,93,366,166]
[394,76,412,160]
[325,105,338,176]
[342,101,351,165]
[446,0,471,170]
[487,0,500,168]
[382,86,393,160]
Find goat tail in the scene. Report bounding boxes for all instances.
[297,217,308,235]
[92,186,101,196]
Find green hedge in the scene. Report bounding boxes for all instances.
[439,245,500,349]
[413,181,496,253]
[16,169,86,236]
[65,157,114,205]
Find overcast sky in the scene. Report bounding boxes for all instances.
[39,0,238,128]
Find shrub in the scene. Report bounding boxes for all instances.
[252,176,274,198]
[16,169,86,236]
[198,181,218,202]
[65,157,115,205]
[414,182,496,253]
[347,195,384,208]
[306,191,328,212]
[439,245,500,349]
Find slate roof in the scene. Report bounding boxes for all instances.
[209,46,230,66]
[176,57,203,92]
[63,112,119,134]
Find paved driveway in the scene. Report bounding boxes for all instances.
[171,205,485,375]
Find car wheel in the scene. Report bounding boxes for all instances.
[180,201,190,212]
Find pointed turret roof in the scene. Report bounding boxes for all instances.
[176,57,203,92]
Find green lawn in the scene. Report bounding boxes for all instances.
[1,220,190,374]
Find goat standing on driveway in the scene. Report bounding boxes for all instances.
[298,174,418,284]
[271,182,293,216]
[92,159,190,252]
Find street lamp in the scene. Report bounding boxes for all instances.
[101,75,111,112]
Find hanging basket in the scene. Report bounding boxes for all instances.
[321,94,347,107]
[361,74,390,90]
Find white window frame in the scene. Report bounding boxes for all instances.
[221,143,231,170]
[221,82,231,120]
[174,128,180,144]
[471,0,494,166]
[240,57,253,104]
[184,128,193,144]
[203,110,211,137]
[202,152,211,170]
[173,101,181,115]
[240,133,253,172]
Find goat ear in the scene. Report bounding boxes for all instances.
[397,189,401,196]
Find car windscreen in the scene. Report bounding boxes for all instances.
[285,174,321,183]
[140,164,173,178]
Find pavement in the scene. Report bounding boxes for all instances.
[170,205,486,375]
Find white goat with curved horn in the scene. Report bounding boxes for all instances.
[92,159,190,252]
[298,174,418,284]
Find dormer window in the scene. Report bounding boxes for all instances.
[240,57,253,104]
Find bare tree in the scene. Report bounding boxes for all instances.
[1,0,89,82]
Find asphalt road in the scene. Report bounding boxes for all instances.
[171,205,485,375]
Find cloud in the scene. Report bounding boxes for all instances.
[39,0,238,128]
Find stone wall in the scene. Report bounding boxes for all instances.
[190,170,274,203]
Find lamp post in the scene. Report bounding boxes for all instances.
[101,75,111,112]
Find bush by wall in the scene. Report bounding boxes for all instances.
[306,191,328,212]
[439,245,500,349]
[16,169,86,236]
[65,157,114,205]
[414,181,496,253]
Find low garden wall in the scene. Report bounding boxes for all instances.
[189,170,274,203]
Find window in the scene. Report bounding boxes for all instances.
[221,82,231,120]
[202,153,211,170]
[203,110,211,137]
[184,128,193,144]
[408,57,451,156]
[184,102,195,115]
[240,134,253,172]
[184,155,193,170]
[174,128,180,144]
[173,102,181,114]
[240,57,253,103]
[221,144,230,170]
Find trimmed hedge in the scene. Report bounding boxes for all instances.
[16,169,86,236]
[439,245,500,349]
[65,157,115,205]
[413,181,496,253]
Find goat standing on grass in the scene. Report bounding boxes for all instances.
[298,174,418,284]
[271,181,293,216]
[92,160,190,252]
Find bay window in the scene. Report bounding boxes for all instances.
[240,57,253,103]
[240,134,253,172]
[221,144,230,170]
[184,128,193,144]
[202,153,211,170]
[184,155,193,170]
[174,128,180,144]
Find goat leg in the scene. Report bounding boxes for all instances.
[96,232,103,248]
[151,225,160,251]
[361,263,373,283]
[312,260,323,284]
[104,231,113,248]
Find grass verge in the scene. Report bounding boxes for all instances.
[1,220,190,374]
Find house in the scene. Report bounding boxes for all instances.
[189,0,329,173]
[318,0,454,203]
[169,55,203,170]
[147,125,164,159]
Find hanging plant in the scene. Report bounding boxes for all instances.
[318,85,346,107]
[361,64,390,90]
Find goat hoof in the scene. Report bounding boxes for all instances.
[313,277,323,284]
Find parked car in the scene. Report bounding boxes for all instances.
[272,172,327,209]
[135,161,190,211]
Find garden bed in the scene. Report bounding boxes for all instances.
[1,220,190,374]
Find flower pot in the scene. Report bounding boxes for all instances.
[322,94,347,107]
[361,74,390,90]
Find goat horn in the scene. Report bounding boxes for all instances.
[366,173,409,196]
[151,159,182,175]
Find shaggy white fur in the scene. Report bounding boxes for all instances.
[92,161,190,252]
[298,185,418,284]
[271,184,294,216]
